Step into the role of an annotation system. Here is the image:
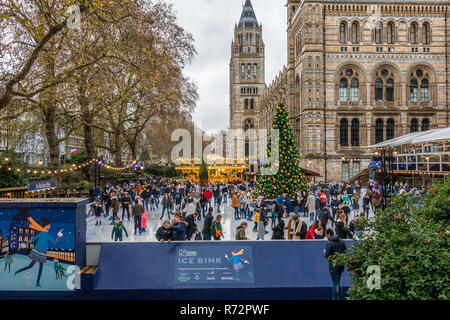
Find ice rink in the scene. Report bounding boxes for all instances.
[86,197,371,243]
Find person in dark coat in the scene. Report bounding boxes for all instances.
[91,200,104,226]
[324,228,347,300]
[202,207,214,240]
[170,214,188,241]
[155,220,172,242]
[335,210,353,239]
[199,192,207,217]
[184,212,199,240]
[319,205,336,230]
[121,193,132,221]
[132,198,145,235]
[271,219,285,240]
[330,195,340,223]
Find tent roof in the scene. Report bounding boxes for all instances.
[411,127,450,144]
[366,127,449,148]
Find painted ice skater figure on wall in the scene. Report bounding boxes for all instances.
[53,259,60,279]
[224,249,252,281]
[14,217,64,287]
[4,249,13,273]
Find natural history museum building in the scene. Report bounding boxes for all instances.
[229,0,449,182]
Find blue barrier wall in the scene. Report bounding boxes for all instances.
[94,240,354,297]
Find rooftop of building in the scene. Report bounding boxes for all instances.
[238,0,259,29]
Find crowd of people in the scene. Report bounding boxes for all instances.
[83,176,431,300]
[88,176,429,244]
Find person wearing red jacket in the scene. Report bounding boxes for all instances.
[306,220,321,239]
[319,190,327,210]
[204,189,213,209]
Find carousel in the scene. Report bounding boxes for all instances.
[175,154,247,184]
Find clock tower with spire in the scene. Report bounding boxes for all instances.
[229,0,265,173]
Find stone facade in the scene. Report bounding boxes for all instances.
[256,0,449,182]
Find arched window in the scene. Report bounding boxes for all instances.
[375,119,384,144]
[351,22,359,44]
[421,118,430,132]
[244,119,254,131]
[421,79,429,102]
[410,23,418,44]
[339,22,347,44]
[422,22,430,44]
[247,64,251,79]
[375,78,383,101]
[351,119,360,147]
[244,99,248,109]
[350,78,359,102]
[410,118,419,133]
[410,69,431,103]
[387,22,395,44]
[375,23,382,44]
[410,78,418,102]
[250,99,254,109]
[249,33,252,44]
[245,139,250,157]
[253,64,257,79]
[339,78,348,101]
[340,119,349,146]
[386,78,394,101]
[386,118,395,140]
[241,64,245,79]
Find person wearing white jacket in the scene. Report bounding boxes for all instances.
[182,199,197,219]
[242,192,254,220]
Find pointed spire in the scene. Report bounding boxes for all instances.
[238,0,259,29]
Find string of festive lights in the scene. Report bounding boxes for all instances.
[103,160,139,171]
[0,158,141,176]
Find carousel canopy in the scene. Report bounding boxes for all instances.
[367,127,450,148]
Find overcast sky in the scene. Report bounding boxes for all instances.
[166,0,287,133]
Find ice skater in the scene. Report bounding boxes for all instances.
[111,217,129,241]
[92,199,104,226]
[57,262,67,278]
[14,217,64,287]
[4,249,13,273]
[140,210,148,233]
[53,259,60,279]
[224,249,252,281]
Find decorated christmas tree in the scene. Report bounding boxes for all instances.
[198,158,209,186]
[257,103,307,199]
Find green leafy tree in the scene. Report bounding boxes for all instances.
[331,179,450,300]
[64,150,88,165]
[0,150,26,188]
[257,103,307,198]
[420,179,450,225]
